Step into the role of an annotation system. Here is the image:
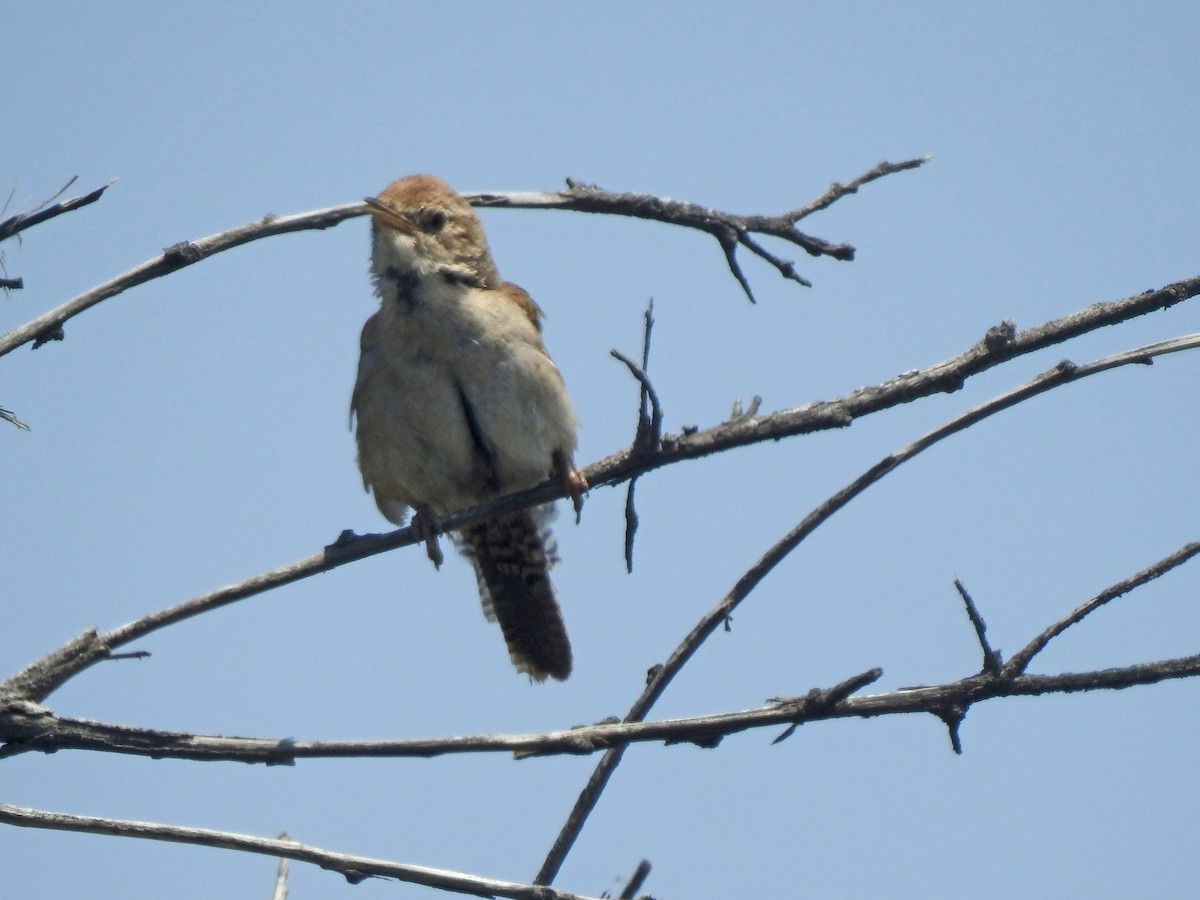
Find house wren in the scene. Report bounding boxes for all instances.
[352,174,585,681]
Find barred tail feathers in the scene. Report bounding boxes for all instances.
[459,510,572,681]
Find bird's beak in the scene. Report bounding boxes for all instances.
[363,196,416,235]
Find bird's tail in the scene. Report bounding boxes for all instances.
[459,509,573,681]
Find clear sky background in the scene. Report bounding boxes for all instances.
[4,3,1199,898]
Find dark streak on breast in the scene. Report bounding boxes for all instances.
[384,265,421,311]
[456,383,499,493]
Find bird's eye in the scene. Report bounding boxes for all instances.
[426,210,447,233]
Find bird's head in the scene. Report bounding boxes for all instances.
[364,174,499,288]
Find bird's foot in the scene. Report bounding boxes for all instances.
[410,505,444,569]
[553,449,589,522]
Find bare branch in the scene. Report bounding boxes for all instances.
[770,668,885,744]
[617,860,652,900]
[0,177,113,242]
[608,353,663,453]
[0,202,361,356]
[583,283,1200,490]
[0,803,600,900]
[786,157,931,221]
[717,231,767,300]
[5,649,1198,764]
[1,178,112,302]
[616,301,661,573]
[0,629,109,703]
[731,230,812,294]
[609,347,661,571]
[1,403,30,430]
[271,833,291,900]
[0,166,1185,360]
[955,579,1002,675]
[0,161,926,356]
[1004,541,1200,676]
[472,158,930,300]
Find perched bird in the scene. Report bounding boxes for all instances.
[352,174,585,681]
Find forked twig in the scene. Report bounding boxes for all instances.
[473,158,930,300]
[612,301,663,572]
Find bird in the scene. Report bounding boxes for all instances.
[351,174,585,681]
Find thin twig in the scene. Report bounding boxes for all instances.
[611,358,661,569]
[1,404,30,430]
[770,668,885,744]
[955,579,1002,675]
[618,860,652,900]
[1,177,110,301]
[0,803,599,900]
[618,300,660,571]
[786,157,931,222]
[1003,541,1200,676]
[608,353,663,452]
[622,477,640,576]
[0,176,113,241]
[637,301,658,442]
[272,832,291,900]
[0,202,362,355]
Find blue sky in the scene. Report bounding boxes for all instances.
[4,3,1199,898]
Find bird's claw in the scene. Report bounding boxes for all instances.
[410,506,444,569]
[553,449,588,522]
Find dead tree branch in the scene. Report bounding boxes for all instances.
[0,176,113,243]
[0,176,116,423]
[1003,541,1200,676]
[271,833,291,900]
[612,300,661,571]
[617,859,652,900]
[3,640,1197,764]
[0,160,925,356]
[0,202,362,353]
[0,803,600,900]
[1,404,30,430]
[955,579,1002,676]
[473,158,930,300]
